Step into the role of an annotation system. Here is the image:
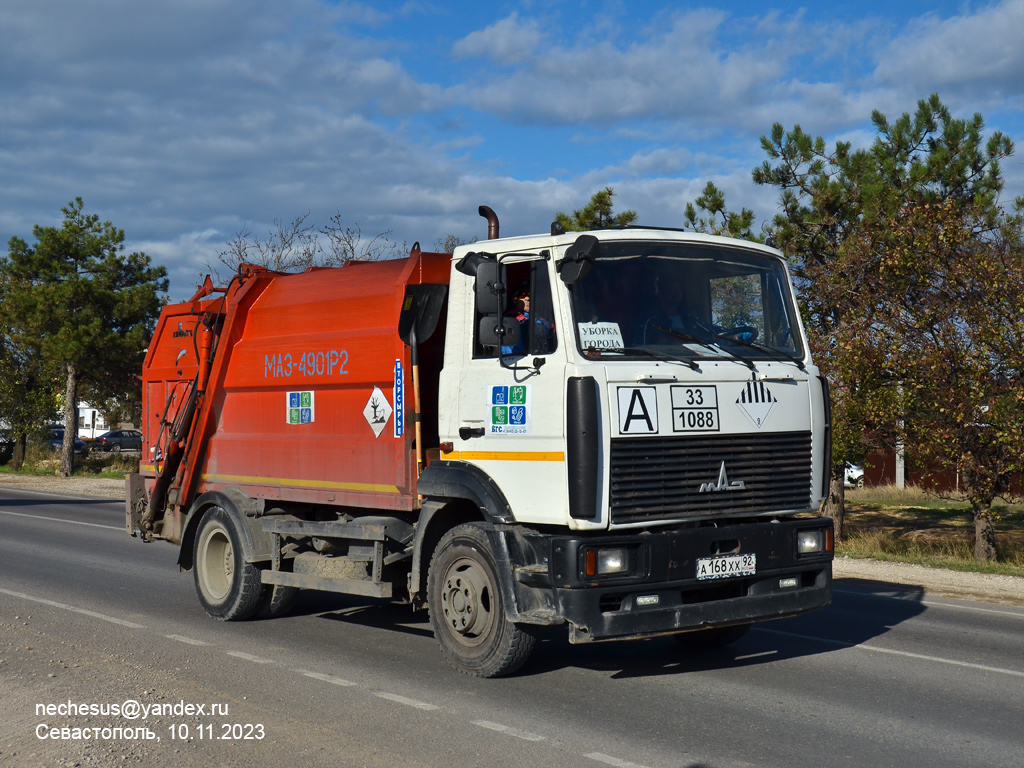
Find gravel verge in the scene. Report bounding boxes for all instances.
[4,473,1022,608]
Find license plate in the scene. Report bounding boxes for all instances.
[696,554,756,580]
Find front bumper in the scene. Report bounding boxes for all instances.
[511,517,833,642]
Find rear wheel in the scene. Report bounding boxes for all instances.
[428,523,535,677]
[193,506,264,620]
[110,443,122,453]
[674,624,750,649]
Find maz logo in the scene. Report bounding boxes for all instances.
[699,461,746,493]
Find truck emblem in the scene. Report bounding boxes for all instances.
[736,380,777,429]
[699,462,746,493]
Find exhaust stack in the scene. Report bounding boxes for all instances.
[479,205,499,240]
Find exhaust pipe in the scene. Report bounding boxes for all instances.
[479,205,499,240]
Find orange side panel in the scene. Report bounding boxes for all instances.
[141,252,451,514]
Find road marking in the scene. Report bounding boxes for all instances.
[834,587,1024,618]
[0,588,146,629]
[225,651,275,664]
[759,627,1024,677]
[297,670,356,687]
[0,509,122,531]
[473,720,545,741]
[920,600,1024,618]
[585,753,650,768]
[0,487,121,502]
[374,692,438,710]
[166,634,210,646]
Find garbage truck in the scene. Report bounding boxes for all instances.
[127,206,834,677]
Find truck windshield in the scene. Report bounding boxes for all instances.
[567,241,804,364]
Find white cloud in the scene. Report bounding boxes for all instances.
[452,12,544,65]
[874,0,1024,106]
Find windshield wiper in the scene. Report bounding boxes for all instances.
[710,334,805,370]
[650,324,754,370]
[589,343,700,371]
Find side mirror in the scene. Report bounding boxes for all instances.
[478,316,521,349]
[473,259,507,315]
[556,234,598,284]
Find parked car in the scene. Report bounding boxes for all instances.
[844,462,864,489]
[0,430,13,463]
[46,428,89,456]
[92,429,143,453]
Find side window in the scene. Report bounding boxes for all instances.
[472,259,558,359]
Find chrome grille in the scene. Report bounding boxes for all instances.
[609,431,812,525]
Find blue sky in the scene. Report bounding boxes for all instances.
[2,0,1022,300]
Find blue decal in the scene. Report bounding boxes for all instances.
[289,392,301,408]
[491,385,509,405]
[509,405,526,426]
[394,359,405,437]
[300,408,312,424]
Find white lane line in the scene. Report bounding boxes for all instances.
[585,753,650,768]
[225,651,274,664]
[0,508,122,531]
[166,634,210,646]
[297,670,357,687]
[759,627,1024,678]
[472,720,545,742]
[834,587,1024,618]
[0,487,122,502]
[374,692,438,710]
[920,600,1024,618]
[0,587,146,629]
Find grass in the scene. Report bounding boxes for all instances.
[840,485,1024,577]
[0,445,139,478]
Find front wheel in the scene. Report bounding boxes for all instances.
[427,523,535,677]
[193,506,264,620]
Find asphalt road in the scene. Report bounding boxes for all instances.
[2,487,1022,768]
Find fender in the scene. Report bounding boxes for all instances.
[177,488,270,570]
[416,460,515,524]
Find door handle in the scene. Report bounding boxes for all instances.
[459,426,485,440]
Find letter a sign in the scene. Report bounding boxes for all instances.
[618,387,658,434]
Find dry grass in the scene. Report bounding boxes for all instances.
[840,484,1024,577]
[1,445,139,479]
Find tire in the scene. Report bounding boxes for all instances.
[255,582,299,619]
[674,624,750,649]
[111,444,122,453]
[192,506,264,621]
[427,523,536,677]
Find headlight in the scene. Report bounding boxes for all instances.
[797,530,823,554]
[584,547,632,577]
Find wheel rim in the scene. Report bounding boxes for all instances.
[198,523,233,602]
[440,556,496,648]
[111,444,121,453]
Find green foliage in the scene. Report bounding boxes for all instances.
[0,198,167,474]
[754,93,1023,559]
[683,181,761,241]
[555,187,638,231]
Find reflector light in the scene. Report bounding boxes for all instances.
[636,595,659,606]
[779,577,798,589]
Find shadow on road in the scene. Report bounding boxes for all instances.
[291,576,928,680]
